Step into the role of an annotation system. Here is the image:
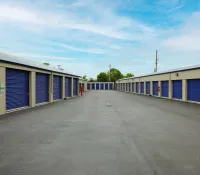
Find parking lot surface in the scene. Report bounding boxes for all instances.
[1,91,200,175]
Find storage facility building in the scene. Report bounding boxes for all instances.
[116,64,200,104]
[0,52,80,115]
[87,82,114,90]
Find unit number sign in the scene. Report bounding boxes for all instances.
[0,83,5,96]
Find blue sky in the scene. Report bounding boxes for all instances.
[0,0,200,78]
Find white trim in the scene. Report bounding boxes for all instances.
[35,102,49,106]
[6,106,30,113]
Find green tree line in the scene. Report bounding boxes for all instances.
[83,68,134,82]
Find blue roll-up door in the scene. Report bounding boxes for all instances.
[92,83,95,90]
[36,73,49,104]
[187,79,200,102]
[105,83,108,90]
[96,83,100,90]
[110,83,113,90]
[161,81,169,97]
[6,68,29,110]
[65,77,71,97]
[100,83,104,90]
[132,83,134,92]
[146,82,150,95]
[53,75,62,100]
[136,82,139,93]
[73,78,78,96]
[140,82,144,94]
[153,81,158,96]
[172,80,182,99]
[87,83,90,90]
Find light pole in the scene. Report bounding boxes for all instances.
[109,64,111,82]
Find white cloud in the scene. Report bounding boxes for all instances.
[162,12,200,51]
[49,61,98,78]
[1,0,199,78]
[163,36,200,51]
[17,53,77,61]
[1,51,77,61]
[56,1,85,8]
[155,0,184,13]
[0,3,155,41]
[0,5,43,24]
[57,43,106,54]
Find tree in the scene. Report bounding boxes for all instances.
[43,63,50,66]
[88,78,94,82]
[109,68,124,82]
[124,73,134,78]
[97,72,108,82]
[82,75,87,80]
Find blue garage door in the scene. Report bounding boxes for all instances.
[96,83,100,90]
[172,80,182,99]
[110,83,113,90]
[136,82,139,93]
[36,73,49,104]
[92,84,95,90]
[105,83,108,90]
[6,68,29,110]
[146,82,150,95]
[73,78,78,96]
[100,83,104,90]
[53,75,62,100]
[187,79,200,102]
[87,83,90,90]
[65,77,71,97]
[140,82,144,94]
[153,81,158,96]
[161,81,169,97]
[132,83,134,92]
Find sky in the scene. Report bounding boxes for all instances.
[0,0,200,78]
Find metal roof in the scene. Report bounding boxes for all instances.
[118,64,200,81]
[0,52,80,77]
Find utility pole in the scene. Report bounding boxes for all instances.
[154,50,158,72]
[109,64,111,82]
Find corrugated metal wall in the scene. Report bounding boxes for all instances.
[115,68,200,104]
[0,62,80,115]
